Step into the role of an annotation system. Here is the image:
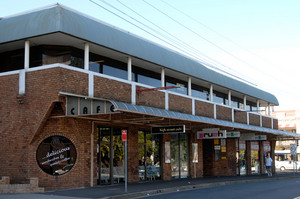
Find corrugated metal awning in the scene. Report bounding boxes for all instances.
[110,101,300,139]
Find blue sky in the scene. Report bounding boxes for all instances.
[1,0,300,110]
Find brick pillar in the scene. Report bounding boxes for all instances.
[162,134,171,181]
[270,140,276,173]
[127,125,139,183]
[189,132,203,178]
[259,141,265,174]
[246,141,252,175]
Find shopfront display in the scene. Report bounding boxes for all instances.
[251,141,260,174]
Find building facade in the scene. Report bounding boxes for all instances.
[1,5,299,190]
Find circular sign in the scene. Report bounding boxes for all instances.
[36,136,77,176]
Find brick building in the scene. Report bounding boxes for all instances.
[1,5,299,190]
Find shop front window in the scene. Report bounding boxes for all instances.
[238,140,247,175]
[171,134,189,179]
[138,131,161,181]
[251,141,260,174]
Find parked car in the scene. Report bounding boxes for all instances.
[275,160,300,171]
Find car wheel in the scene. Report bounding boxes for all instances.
[280,166,285,171]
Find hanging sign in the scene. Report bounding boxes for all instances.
[254,135,267,141]
[152,125,185,134]
[226,131,240,138]
[197,130,226,139]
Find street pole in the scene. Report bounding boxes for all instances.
[125,141,127,192]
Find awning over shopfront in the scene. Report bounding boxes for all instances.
[59,92,300,140]
[110,101,300,139]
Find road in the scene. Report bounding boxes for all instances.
[140,177,300,199]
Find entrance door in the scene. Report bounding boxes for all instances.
[251,141,260,174]
[138,131,161,181]
[97,127,125,185]
[171,134,189,179]
[238,140,247,175]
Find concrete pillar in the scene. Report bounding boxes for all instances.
[243,95,247,110]
[24,40,30,70]
[161,67,165,87]
[210,84,213,102]
[188,76,192,96]
[84,42,89,70]
[127,56,132,81]
[228,90,232,106]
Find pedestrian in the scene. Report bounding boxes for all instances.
[265,155,273,177]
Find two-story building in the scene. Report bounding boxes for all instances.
[1,4,299,190]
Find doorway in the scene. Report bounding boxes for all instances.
[97,127,125,185]
[171,134,189,179]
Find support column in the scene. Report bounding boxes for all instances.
[228,90,232,106]
[84,42,89,70]
[188,76,192,96]
[256,100,260,113]
[127,125,139,183]
[210,84,213,102]
[268,103,271,116]
[161,67,165,87]
[24,40,30,70]
[243,95,247,110]
[127,56,132,81]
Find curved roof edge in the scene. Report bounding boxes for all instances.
[0,4,279,105]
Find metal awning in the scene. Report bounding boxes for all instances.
[110,101,300,139]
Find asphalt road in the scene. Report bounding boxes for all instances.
[140,177,300,199]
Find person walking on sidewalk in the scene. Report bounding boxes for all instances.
[266,155,273,177]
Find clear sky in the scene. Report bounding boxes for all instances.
[1,0,300,111]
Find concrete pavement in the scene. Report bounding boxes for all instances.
[1,172,300,199]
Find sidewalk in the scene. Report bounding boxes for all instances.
[1,172,300,199]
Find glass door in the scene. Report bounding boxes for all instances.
[98,127,111,184]
[97,127,125,185]
[138,131,161,181]
[171,134,189,179]
[238,140,247,175]
[251,141,260,174]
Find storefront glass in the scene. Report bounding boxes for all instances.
[238,140,247,175]
[97,127,125,185]
[138,131,161,181]
[251,141,260,174]
[171,134,189,179]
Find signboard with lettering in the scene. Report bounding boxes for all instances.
[36,136,77,176]
[66,96,115,116]
[151,125,185,134]
[226,131,240,138]
[197,130,227,139]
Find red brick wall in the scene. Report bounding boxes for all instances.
[127,125,139,183]
[169,94,192,114]
[234,111,247,124]
[262,117,272,128]
[249,113,260,126]
[136,86,165,109]
[195,100,214,118]
[216,105,232,121]
[273,118,278,129]
[29,116,92,190]
[189,132,203,178]
[94,76,131,103]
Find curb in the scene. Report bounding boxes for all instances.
[102,175,300,199]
